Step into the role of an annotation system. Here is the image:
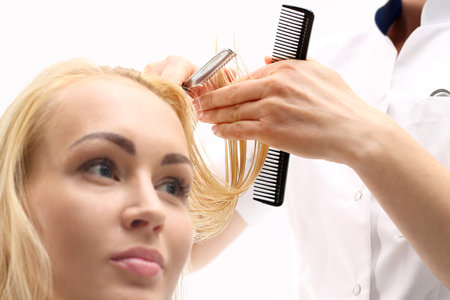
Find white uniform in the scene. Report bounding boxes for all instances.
[237,0,450,298]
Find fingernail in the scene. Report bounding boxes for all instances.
[197,111,204,120]
[212,125,221,137]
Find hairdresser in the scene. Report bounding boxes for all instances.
[145,0,450,298]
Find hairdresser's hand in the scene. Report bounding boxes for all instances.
[194,58,387,165]
[144,55,196,85]
[144,55,216,97]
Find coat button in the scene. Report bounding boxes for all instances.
[353,284,361,296]
[354,191,363,202]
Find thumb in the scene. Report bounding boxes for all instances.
[264,56,273,65]
[144,56,197,85]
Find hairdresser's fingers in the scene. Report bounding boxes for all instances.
[196,79,265,111]
[144,56,196,85]
[160,59,196,85]
[250,58,319,83]
[197,59,312,112]
[197,99,262,124]
[263,56,317,65]
[264,56,273,65]
[144,61,165,76]
[211,121,262,141]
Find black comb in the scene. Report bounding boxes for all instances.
[253,5,314,206]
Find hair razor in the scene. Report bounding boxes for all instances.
[182,49,236,91]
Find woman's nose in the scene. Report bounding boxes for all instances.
[121,183,166,234]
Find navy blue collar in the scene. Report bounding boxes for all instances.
[375,0,402,34]
[375,0,450,34]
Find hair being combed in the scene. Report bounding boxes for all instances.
[0,58,267,300]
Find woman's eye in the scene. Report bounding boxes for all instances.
[89,164,113,178]
[81,158,118,180]
[157,178,190,199]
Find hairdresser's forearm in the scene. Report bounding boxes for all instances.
[346,115,450,287]
[189,212,247,271]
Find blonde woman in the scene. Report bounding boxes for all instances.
[0,59,262,300]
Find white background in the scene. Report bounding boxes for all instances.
[0,1,384,299]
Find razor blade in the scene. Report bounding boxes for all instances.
[182,49,236,90]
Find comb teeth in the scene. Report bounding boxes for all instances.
[272,6,314,62]
[253,148,289,206]
[253,5,313,206]
[200,49,237,85]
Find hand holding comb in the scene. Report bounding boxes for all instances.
[252,5,314,206]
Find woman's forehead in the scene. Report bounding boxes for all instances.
[49,76,176,119]
[42,76,187,150]
[54,75,158,104]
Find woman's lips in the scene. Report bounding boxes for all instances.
[110,247,164,278]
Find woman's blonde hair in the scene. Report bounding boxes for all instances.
[0,58,267,299]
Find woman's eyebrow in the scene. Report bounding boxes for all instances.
[69,132,136,155]
[161,153,192,167]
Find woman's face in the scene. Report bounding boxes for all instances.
[26,76,194,300]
